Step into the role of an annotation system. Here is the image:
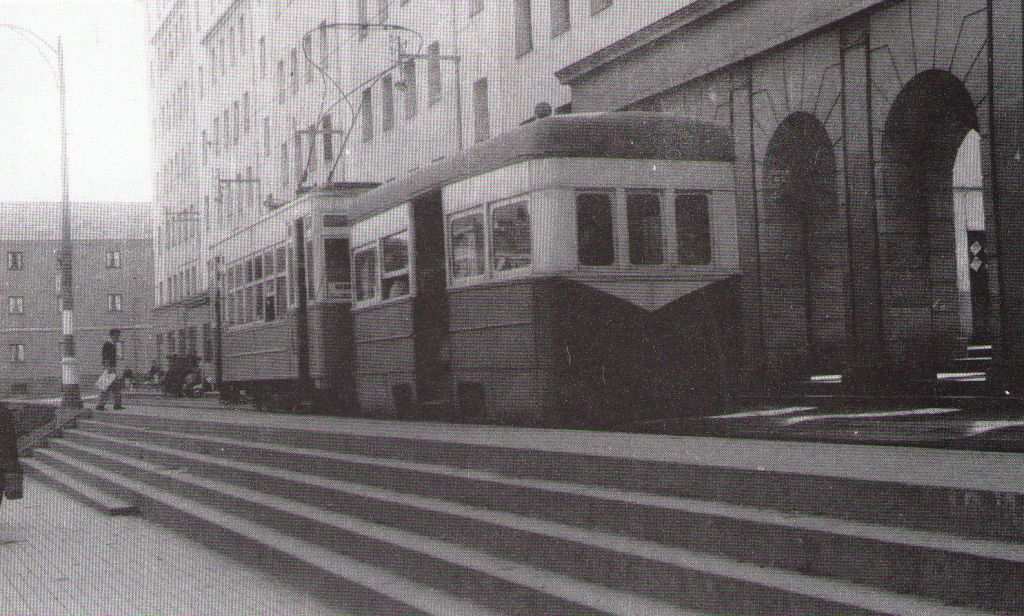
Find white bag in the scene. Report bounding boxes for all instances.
[96,370,116,392]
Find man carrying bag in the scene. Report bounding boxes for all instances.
[96,328,124,411]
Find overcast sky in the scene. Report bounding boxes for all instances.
[0,0,152,203]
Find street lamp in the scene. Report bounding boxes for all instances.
[0,25,82,409]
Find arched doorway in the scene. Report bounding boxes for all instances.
[879,69,994,375]
[761,112,849,379]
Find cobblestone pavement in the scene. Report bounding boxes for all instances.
[0,480,340,616]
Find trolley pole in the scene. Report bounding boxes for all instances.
[57,37,82,409]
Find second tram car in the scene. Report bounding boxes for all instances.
[214,183,375,410]
[349,112,742,424]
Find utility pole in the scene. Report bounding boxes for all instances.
[0,26,82,409]
[57,36,82,409]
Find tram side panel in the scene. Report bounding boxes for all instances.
[221,315,298,388]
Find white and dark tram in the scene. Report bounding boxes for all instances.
[347,112,742,424]
[212,183,375,410]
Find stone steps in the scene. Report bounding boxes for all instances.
[24,408,1024,614]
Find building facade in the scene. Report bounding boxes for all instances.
[0,202,155,398]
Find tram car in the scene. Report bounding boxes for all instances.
[214,183,375,410]
[349,111,743,424]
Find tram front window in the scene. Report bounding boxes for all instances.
[450,211,486,279]
[353,247,378,301]
[491,201,531,272]
[324,237,351,299]
[576,192,614,266]
[675,193,712,265]
[627,191,664,265]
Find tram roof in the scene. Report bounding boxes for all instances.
[350,111,734,221]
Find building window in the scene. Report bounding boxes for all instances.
[9,383,28,395]
[303,33,314,83]
[449,210,486,279]
[106,250,122,269]
[10,344,24,363]
[378,0,389,22]
[8,296,24,315]
[401,60,417,119]
[381,76,395,132]
[627,191,664,264]
[473,78,490,142]
[232,101,240,143]
[318,21,329,70]
[7,252,23,270]
[551,0,570,36]
[676,193,712,265]
[427,42,441,104]
[468,0,483,16]
[357,0,369,40]
[590,0,612,14]
[108,293,123,312]
[277,59,285,103]
[259,36,267,77]
[290,48,299,92]
[514,0,534,57]
[238,15,247,55]
[281,142,290,188]
[361,88,374,141]
[242,92,250,133]
[263,116,271,156]
[577,192,614,266]
[322,114,334,161]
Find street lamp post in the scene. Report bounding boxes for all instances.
[1,26,82,408]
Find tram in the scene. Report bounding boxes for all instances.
[213,183,375,410]
[348,112,742,424]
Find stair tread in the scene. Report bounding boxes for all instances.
[34,448,505,616]
[74,421,1024,562]
[53,430,1000,616]
[22,457,140,515]
[92,408,1024,496]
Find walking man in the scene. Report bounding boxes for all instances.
[96,328,124,411]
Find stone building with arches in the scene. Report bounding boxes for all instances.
[559,0,1024,396]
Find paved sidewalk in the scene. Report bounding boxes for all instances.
[0,480,339,616]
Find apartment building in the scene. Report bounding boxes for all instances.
[0,202,154,397]
[146,0,689,365]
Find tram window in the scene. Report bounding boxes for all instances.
[253,255,263,280]
[264,293,275,322]
[675,193,712,265]
[353,246,378,301]
[627,192,664,265]
[245,259,255,283]
[491,201,531,271]
[450,211,486,279]
[576,192,614,266]
[244,286,254,322]
[275,246,287,274]
[381,231,410,300]
[324,238,351,298]
[262,252,274,278]
[275,276,287,315]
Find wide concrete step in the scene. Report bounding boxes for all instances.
[87,412,1024,544]
[21,456,140,516]
[37,439,702,616]
[28,447,505,616]
[58,425,1020,614]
